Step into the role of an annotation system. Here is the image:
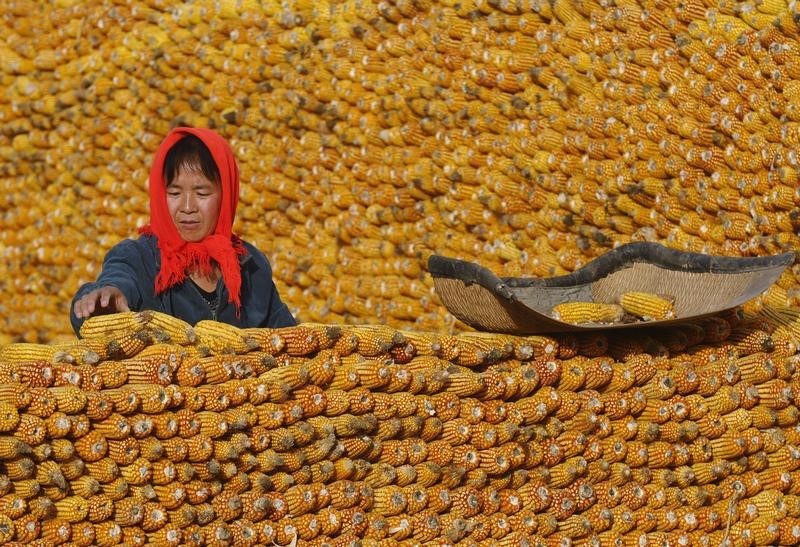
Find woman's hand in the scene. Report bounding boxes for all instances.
[73,286,130,319]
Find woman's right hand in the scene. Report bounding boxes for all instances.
[73,286,130,319]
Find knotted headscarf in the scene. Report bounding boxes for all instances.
[140,127,246,310]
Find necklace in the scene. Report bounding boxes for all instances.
[190,278,219,319]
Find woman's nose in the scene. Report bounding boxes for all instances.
[181,194,197,212]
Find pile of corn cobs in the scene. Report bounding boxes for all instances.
[0,308,797,544]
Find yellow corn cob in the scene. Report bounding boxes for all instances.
[274,325,322,356]
[0,399,20,433]
[551,302,625,324]
[619,291,677,321]
[93,521,124,546]
[295,322,342,350]
[93,358,128,387]
[54,495,90,523]
[48,385,88,415]
[59,455,88,482]
[106,329,152,359]
[197,356,239,387]
[13,477,41,499]
[86,494,114,524]
[194,320,256,354]
[0,512,13,543]
[459,332,516,368]
[78,311,152,339]
[346,324,405,357]
[36,459,67,491]
[14,512,42,542]
[106,436,140,466]
[94,412,134,440]
[0,342,59,363]
[0,436,31,460]
[72,429,109,462]
[26,387,57,418]
[0,492,27,520]
[52,337,109,366]
[83,391,113,421]
[239,327,285,355]
[142,310,196,345]
[122,345,182,385]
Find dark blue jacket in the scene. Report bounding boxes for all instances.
[70,234,296,335]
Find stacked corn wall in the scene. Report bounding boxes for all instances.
[0,310,800,545]
[2,0,800,343]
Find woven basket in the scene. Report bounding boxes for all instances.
[429,242,795,334]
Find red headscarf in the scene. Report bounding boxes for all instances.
[140,127,246,310]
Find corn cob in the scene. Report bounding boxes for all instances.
[41,517,73,543]
[0,342,59,363]
[55,334,122,365]
[106,329,152,359]
[55,495,90,522]
[239,327,286,355]
[145,310,196,345]
[619,291,677,321]
[194,320,256,354]
[551,302,626,324]
[274,325,322,356]
[122,344,183,385]
[78,311,152,340]
[14,512,40,542]
[453,332,515,368]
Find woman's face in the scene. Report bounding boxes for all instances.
[166,164,222,242]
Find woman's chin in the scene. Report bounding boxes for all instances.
[178,230,206,242]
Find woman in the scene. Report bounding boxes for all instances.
[71,127,296,335]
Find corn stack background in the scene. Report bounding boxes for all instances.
[4,0,800,543]
[2,0,800,343]
[0,309,796,545]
